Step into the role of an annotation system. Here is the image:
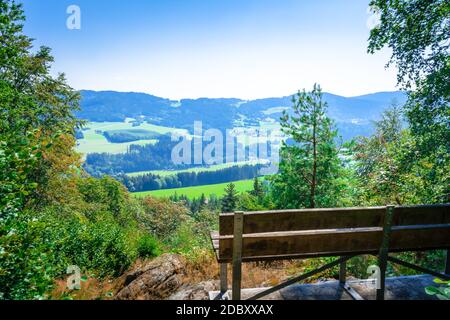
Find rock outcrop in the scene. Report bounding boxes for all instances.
[115,254,186,300]
[168,281,219,300]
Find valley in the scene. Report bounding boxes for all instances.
[76,90,407,198]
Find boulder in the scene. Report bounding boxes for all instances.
[115,254,186,300]
[168,281,219,300]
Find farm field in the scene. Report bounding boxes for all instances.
[127,161,265,177]
[133,179,253,199]
[76,121,181,155]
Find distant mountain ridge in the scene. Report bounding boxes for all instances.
[76,90,407,140]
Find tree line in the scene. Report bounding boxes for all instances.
[118,164,263,192]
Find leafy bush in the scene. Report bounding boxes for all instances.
[139,197,189,240]
[137,234,161,259]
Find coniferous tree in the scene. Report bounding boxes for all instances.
[250,177,264,203]
[221,182,239,213]
[270,84,342,209]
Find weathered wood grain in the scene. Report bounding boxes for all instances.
[218,224,450,262]
[219,204,450,236]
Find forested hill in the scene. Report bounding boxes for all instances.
[76,90,407,139]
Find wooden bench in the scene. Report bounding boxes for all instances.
[210,204,450,300]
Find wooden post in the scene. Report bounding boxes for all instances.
[445,249,450,275]
[220,263,228,295]
[377,205,395,301]
[339,258,347,285]
[232,211,244,300]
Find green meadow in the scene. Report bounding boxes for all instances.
[133,179,254,199]
[76,121,179,155]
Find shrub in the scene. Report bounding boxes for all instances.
[139,197,189,240]
[0,210,56,300]
[137,234,161,259]
[39,206,137,278]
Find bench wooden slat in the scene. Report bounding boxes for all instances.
[219,204,450,235]
[210,231,220,261]
[217,224,450,262]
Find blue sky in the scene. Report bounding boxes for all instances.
[21,0,398,100]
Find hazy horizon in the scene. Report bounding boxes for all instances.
[77,88,404,102]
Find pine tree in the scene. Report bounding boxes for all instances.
[221,182,239,213]
[250,177,264,202]
[271,84,342,209]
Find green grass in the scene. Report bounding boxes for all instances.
[127,161,263,177]
[76,121,181,155]
[133,179,254,199]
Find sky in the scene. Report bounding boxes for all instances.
[21,0,398,100]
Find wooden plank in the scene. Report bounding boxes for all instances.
[377,205,395,301]
[217,247,448,264]
[220,263,228,294]
[445,249,450,275]
[394,204,450,226]
[210,231,220,261]
[339,258,347,284]
[218,224,450,262]
[232,212,244,300]
[220,207,385,235]
[219,204,450,236]
[210,231,219,240]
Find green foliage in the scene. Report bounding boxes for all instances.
[368,0,449,197]
[139,197,189,240]
[237,193,266,212]
[0,210,56,300]
[221,182,239,213]
[0,0,86,300]
[355,105,448,205]
[426,279,450,300]
[77,176,135,225]
[40,208,136,278]
[250,177,264,202]
[270,84,344,209]
[137,234,161,259]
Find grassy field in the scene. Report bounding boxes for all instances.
[133,179,253,199]
[76,121,181,155]
[127,161,264,177]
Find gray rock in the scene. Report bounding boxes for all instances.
[116,254,186,300]
[168,281,219,300]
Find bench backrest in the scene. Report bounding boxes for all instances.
[217,204,450,262]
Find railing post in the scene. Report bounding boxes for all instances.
[220,263,228,296]
[339,257,347,285]
[232,211,244,300]
[445,249,450,275]
[377,205,395,301]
